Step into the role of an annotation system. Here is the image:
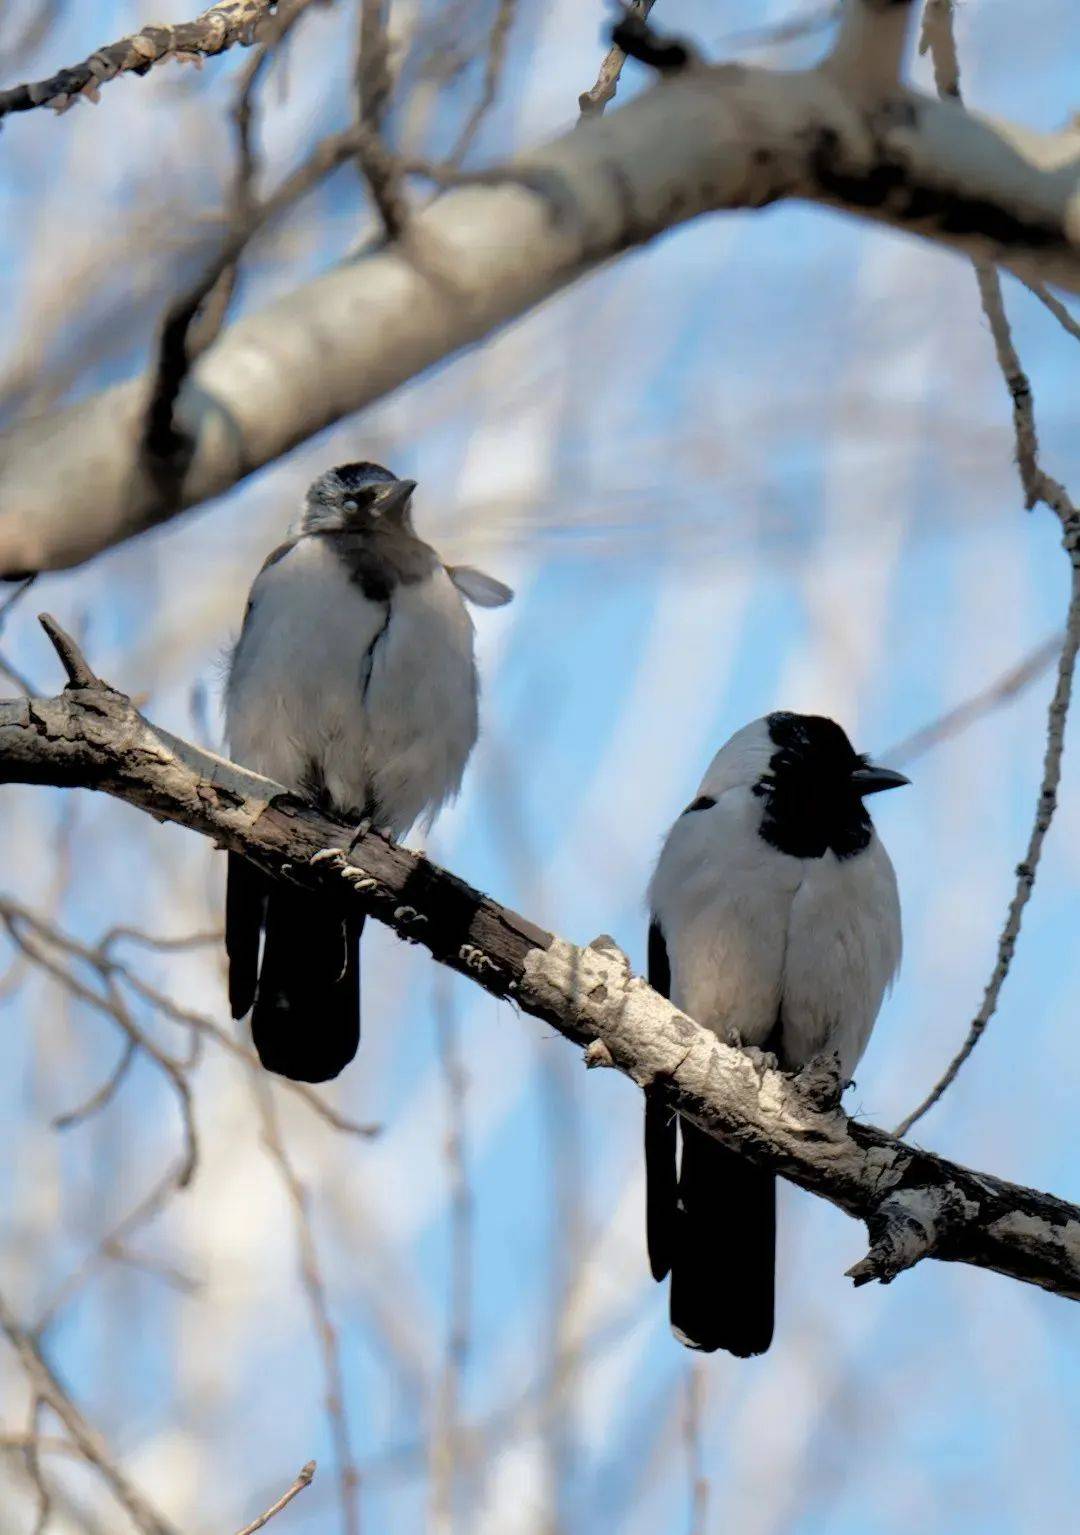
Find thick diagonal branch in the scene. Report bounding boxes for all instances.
[2,621,1080,1304]
[3,54,1080,575]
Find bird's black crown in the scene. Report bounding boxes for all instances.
[331,462,398,490]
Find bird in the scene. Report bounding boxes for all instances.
[644,711,907,1357]
[224,461,512,1084]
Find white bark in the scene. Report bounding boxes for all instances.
[2,57,1080,574]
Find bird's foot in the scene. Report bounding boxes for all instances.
[741,1044,780,1074]
[797,1051,846,1111]
[347,815,374,853]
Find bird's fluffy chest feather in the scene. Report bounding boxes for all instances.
[226,536,478,833]
[649,786,900,1077]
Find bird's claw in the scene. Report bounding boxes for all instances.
[741,1044,779,1074]
[348,815,373,853]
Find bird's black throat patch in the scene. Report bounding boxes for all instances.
[752,712,872,860]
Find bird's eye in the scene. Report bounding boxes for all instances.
[343,498,358,512]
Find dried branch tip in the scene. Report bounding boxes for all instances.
[846,1186,973,1288]
[584,1038,615,1069]
[38,614,100,689]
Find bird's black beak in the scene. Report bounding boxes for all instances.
[374,478,417,520]
[850,762,910,796]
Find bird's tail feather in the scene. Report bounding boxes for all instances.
[645,1086,678,1281]
[246,881,364,1084]
[226,853,268,1022]
[668,1120,775,1358]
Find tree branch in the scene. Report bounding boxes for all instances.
[894,0,1080,1138]
[0,1289,181,1535]
[233,1461,316,1535]
[826,0,918,95]
[0,0,273,122]
[3,622,1080,1304]
[4,47,1080,575]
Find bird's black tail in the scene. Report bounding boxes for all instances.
[225,853,364,1083]
[665,1119,775,1357]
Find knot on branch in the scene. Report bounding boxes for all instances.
[611,13,695,76]
[846,1184,977,1288]
[584,1037,616,1069]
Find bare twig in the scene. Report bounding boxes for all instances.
[578,0,657,119]
[896,4,1080,1138]
[0,577,39,696]
[255,1082,361,1535]
[0,899,199,1187]
[447,0,517,163]
[430,977,473,1531]
[141,121,388,487]
[52,1035,138,1130]
[883,634,1062,766]
[234,1461,317,1535]
[685,1364,708,1535]
[0,1289,182,1535]
[0,0,274,121]
[354,0,408,237]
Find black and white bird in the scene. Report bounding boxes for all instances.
[645,712,907,1357]
[225,461,512,1084]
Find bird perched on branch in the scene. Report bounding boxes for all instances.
[645,712,907,1356]
[224,461,512,1083]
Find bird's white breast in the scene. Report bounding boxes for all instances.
[649,786,901,1079]
[226,537,478,835]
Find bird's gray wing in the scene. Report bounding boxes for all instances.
[445,564,514,608]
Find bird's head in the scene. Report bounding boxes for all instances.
[699,712,908,858]
[297,462,418,535]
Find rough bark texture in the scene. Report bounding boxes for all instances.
[2,632,1080,1305]
[2,54,1080,575]
[0,0,272,120]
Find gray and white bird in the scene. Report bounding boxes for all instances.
[225,461,512,1084]
[645,712,907,1357]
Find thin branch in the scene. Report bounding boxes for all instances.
[684,1365,708,1535]
[430,976,472,1532]
[0,901,199,1187]
[141,120,390,487]
[826,0,917,94]
[0,0,274,121]
[896,3,1080,1138]
[1021,278,1080,347]
[580,2,679,119]
[447,0,517,161]
[5,631,1080,1299]
[52,1035,138,1130]
[255,1083,361,1535]
[354,0,408,237]
[894,576,1080,1137]
[233,1461,316,1535]
[883,633,1062,766]
[0,1289,182,1535]
[33,1161,193,1337]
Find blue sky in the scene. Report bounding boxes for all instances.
[2,2,1080,1532]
